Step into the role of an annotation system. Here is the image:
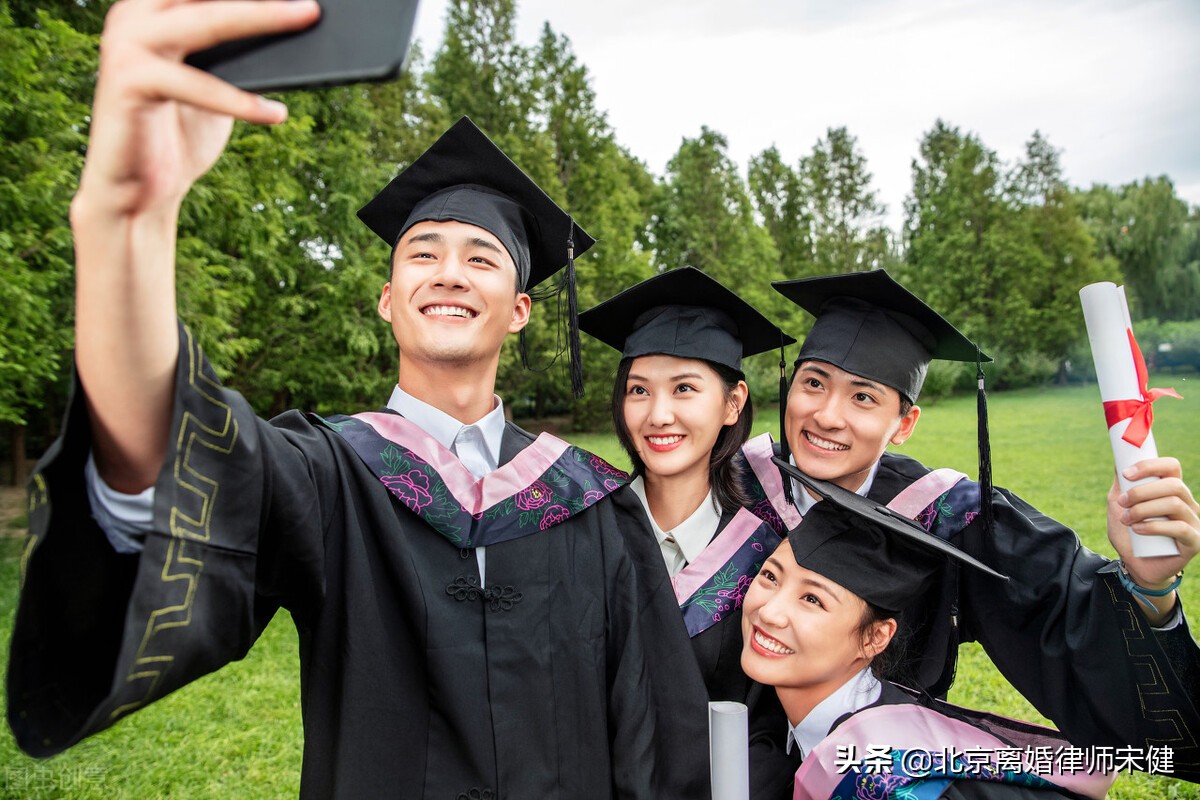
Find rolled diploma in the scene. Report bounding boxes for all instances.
[1078,282,1178,557]
[709,701,749,800]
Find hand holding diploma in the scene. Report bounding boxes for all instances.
[1080,282,1198,623]
[1106,458,1199,623]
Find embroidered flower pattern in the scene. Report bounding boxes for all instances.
[323,416,628,547]
[382,469,433,514]
[539,504,570,530]
[750,498,784,534]
[515,480,553,511]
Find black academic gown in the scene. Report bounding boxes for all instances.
[7,327,707,799]
[609,489,799,800]
[743,440,1200,784]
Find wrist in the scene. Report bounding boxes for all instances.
[1115,560,1183,621]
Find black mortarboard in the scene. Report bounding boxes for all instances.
[772,457,1006,615]
[772,269,989,404]
[578,267,794,372]
[772,270,996,529]
[357,116,595,395]
[358,116,594,291]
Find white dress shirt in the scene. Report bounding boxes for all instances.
[786,666,882,759]
[88,386,507,585]
[628,475,722,577]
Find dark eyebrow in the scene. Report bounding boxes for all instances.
[401,232,504,258]
[625,371,706,383]
[767,554,845,605]
[466,236,504,256]
[800,363,888,395]
[405,231,444,245]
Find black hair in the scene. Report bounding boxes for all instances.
[855,602,914,686]
[613,357,753,512]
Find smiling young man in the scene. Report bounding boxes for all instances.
[6,4,707,797]
[738,269,1200,783]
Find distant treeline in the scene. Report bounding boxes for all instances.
[2,0,1198,482]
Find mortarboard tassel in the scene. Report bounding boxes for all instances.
[778,334,794,505]
[976,348,993,534]
[566,224,584,399]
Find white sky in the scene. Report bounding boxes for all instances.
[411,0,1200,232]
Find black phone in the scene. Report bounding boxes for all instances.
[185,0,421,93]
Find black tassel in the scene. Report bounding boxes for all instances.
[778,334,794,505]
[976,349,993,534]
[566,226,584,399]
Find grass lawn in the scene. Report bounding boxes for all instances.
[1,374,1198,798]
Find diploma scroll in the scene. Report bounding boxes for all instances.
[1078,282,1179,557]
[709,701,749,800]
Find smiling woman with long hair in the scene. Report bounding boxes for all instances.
[742,465,1116,800]
[580,266,798,797]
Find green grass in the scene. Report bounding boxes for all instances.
[1,375,1197,798]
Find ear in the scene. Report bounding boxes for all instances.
[507,291,532,334]
[862,617,897,660]
[723,380,750,426]
[377,282,393,322]
[890,404,921,446]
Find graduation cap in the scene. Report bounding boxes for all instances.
[772,269,989,404]
[772,456,1007,615]
[358,116,595,395]
[773,269,995,532]
[578,266,795,372]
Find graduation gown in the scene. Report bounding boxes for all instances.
[740,434,1200,784]
[794,682,1114,800]
[7,327,707,799]
[610,488,798,800]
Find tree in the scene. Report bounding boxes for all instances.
[651,128,791,400]
[0,7,95,482]
[1004,132,1114,369]
[1077,177,1199,321]
[800,127,893,275]
[902,121,1027,385]
[747,145,812,281]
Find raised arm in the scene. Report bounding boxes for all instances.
[73,0,319,492]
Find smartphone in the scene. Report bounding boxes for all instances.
[185,0,420,93]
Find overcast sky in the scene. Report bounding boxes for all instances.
[410,0,1199,232]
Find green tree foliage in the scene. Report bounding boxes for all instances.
[1076,177,1200,321]
[0,7,95,478]
[651,128,791,400]
[747,145,812,281]
[801,127,894,276]
[904,124,1113,388]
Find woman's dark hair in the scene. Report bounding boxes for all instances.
[612,356,754,512]
[855,602,914,686]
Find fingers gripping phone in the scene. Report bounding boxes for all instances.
[185,0,421,93]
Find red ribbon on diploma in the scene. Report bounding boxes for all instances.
[1102,328,1182,447]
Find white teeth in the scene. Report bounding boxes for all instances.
[423,305,476,319]
[754,630,795,655]
[648,435,682,445]
[805,431,848,451]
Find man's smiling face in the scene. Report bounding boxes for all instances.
[784,360,920,493]
[378,219,531,371]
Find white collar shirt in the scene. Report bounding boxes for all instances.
[790,455,881,516]
[786,666,882,759]
[628,475,722,576]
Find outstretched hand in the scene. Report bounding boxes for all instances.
[1107,457,1200,620]
[77,0,320,216]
